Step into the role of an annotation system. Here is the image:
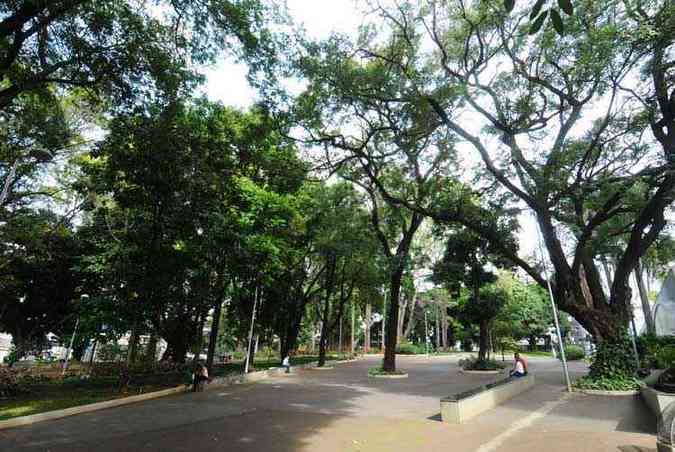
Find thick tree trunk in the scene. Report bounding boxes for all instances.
[382,264,404,372]
[206,298,224,371]
[635,260,655,335]
[478,319,489,362]
[126,325,139,365]
[435,304,440,351]
[318,254,337,367]
[364,303,371,353]
[403,288,417,340]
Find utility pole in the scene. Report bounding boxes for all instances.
[62,317,80,376]
[424,309,430,358]
[244,285,259,374]
[535,218,572,392]
[351,301,355,354]
[382,287,387,352]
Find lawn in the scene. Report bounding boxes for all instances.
[0,354,350,421]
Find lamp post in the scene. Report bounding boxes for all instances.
[63,294,86,376]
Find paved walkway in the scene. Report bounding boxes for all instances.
[0,355,657,452]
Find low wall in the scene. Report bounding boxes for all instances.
[440,375,535,424]
[642,386,675,417]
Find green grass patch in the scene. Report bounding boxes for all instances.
[0,383,172,421]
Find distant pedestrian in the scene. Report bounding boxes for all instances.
[509,352,528,378]
[282,353,291,374]
[193,361,210,392]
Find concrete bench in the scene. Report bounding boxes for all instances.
[440,374,535,424]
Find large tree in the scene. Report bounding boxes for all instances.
[296,0,675,345]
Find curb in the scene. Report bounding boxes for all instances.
[460,370,504,375]
[574,389,640,396]
[369,373,409,379]
[0,385,189,430]
[0,357,359,430]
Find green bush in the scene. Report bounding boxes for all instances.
[588,333,637,380]
[396,341,424,355]
[573,375,641,391]
[0,367,29,397]
[637,335,675,369]
[459,356,505,371]
[561,345,585,361]
[2,347,18,366]
[656,347,675,369]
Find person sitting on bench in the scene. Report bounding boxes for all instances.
[509,352,528,378]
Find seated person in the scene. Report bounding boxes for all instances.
[509,352,528,377]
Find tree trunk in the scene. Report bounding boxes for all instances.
[126,324,139,365]
[478,319,489,362]
[635,260,656,335]
[206,297,224,371]
[435,304,440,351]
[382,263,404,372]
[318,253,337,367]
[143,333,158,364]
[403,287,417,340]
[364,303,371,353]
[397,295,407,343]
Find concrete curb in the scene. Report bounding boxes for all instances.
[369,373,408,379]
[0,357,359,431]
[574,389,640,396]
[0,385,189,430]
[460,369,504,375]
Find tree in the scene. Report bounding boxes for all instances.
[0,210,80,360]
[494,272,552,351]
[298,0,675,351]
[433,226,516,361]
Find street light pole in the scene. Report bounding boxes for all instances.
[424,309,430,358]
[534,217,572,392]
[62,317,80,376]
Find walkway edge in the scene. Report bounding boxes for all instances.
[0,357,359,430]
[0,385,189,430]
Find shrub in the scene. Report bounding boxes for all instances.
[2,347,18,366]
[561,345,585,361]
[636,334,675,369]
[588,333,637,380]
[656,347,675,369]
[396,341,424,355]
[573,375,641,391]
[459,356,504,371]
[368,367,406,376]
[0,367,29,397]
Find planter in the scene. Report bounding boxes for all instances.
[575,389,640,396]
[309,366,334,370]
[642,386,675,417]
[368,372,409,379]
[441,375,535,424]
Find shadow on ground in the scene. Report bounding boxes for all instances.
[0,355,656,452]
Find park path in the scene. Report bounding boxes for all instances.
[0,355,657,452]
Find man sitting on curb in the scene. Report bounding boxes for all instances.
[509,352,528,378]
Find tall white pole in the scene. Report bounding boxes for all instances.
[62,317,80,376]
[244,285,259,374]
[534,217,572,392]
[351,301,355,354]
[424,309,430,358]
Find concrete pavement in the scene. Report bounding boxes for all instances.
[0,355,657,452]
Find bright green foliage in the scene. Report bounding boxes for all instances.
[588,333,637,380]
[562,345,584,361]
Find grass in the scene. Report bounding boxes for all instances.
[0,353,351,421]
[0,381,170,421]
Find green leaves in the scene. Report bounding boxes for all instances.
[526,0,573,36]
[550,9,564,35]
[504,0,516,13]
[529,0,546,20]
[558,0,574,16]
[529,9,548,34]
